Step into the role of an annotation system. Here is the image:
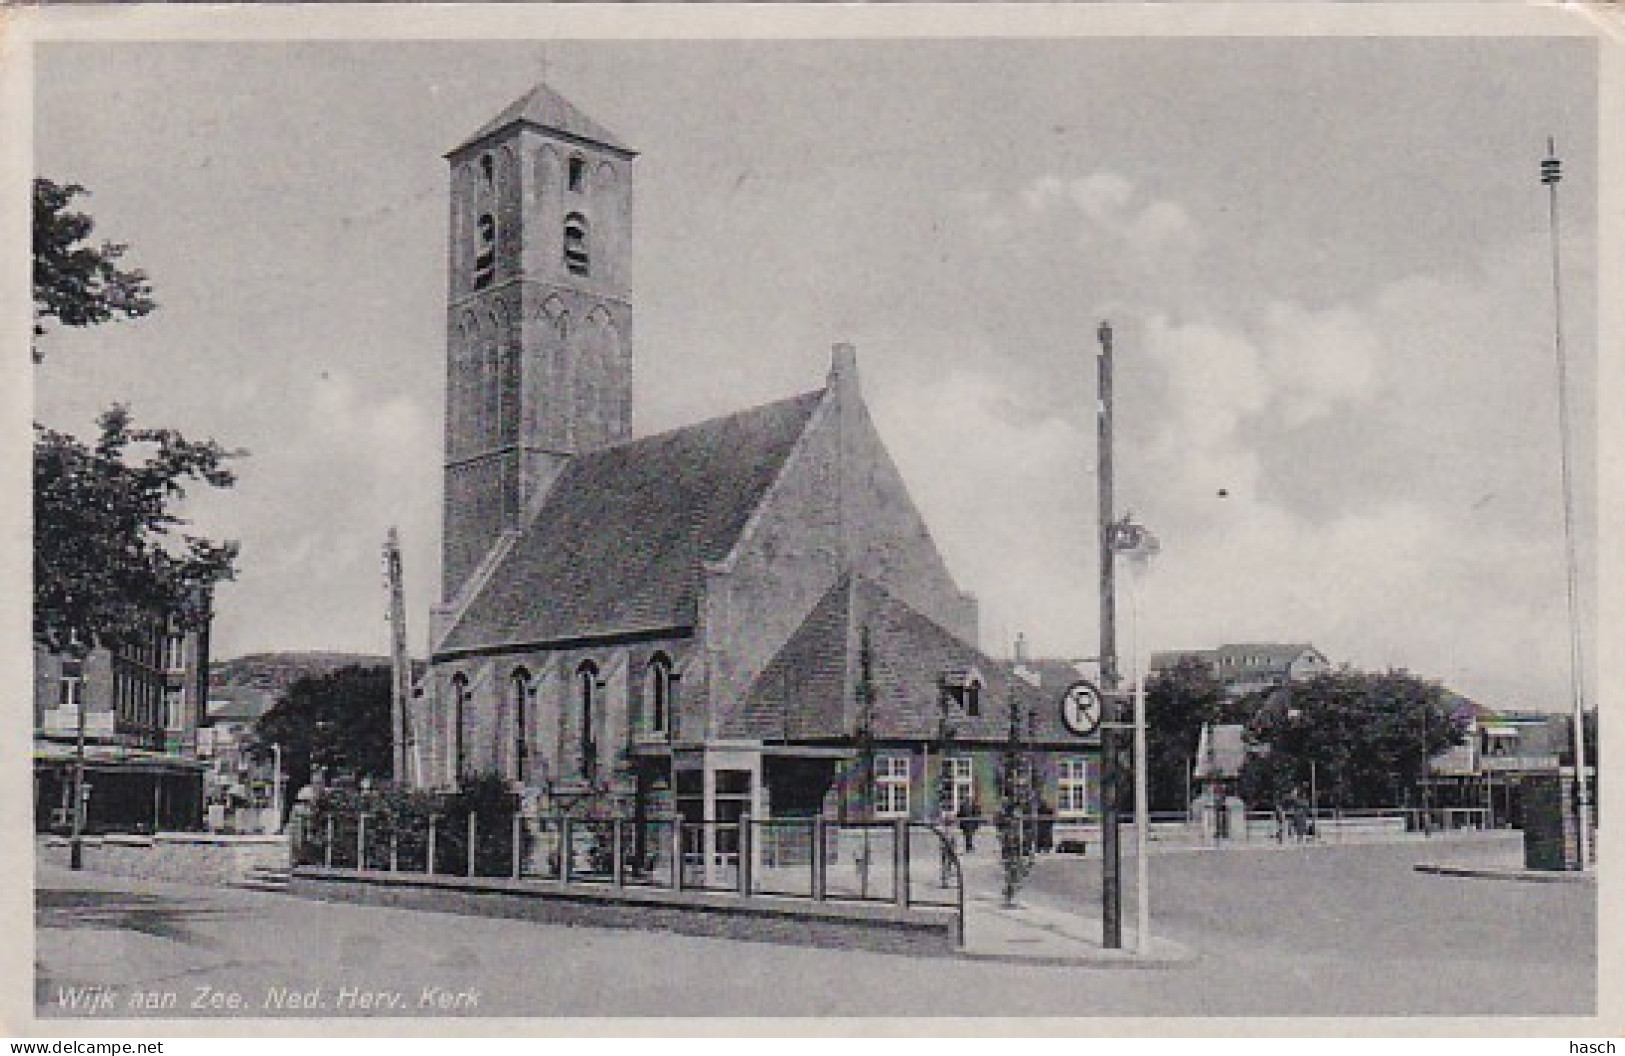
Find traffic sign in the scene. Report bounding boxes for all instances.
[1060,680,1104,737]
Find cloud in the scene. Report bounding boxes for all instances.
[875,175,1591,711]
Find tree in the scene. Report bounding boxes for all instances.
[1142,657,1244,812]
[1239,670,1469,810]
[34,405,240,654]
[255,665,395,804]
[33,178,155,362]
[995,694,1036,907]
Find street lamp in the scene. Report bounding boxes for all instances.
[271,742,285,835]
[63,648,88,871]
[1112,514,1160,955]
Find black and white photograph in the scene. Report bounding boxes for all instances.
[9,4,1617,1034]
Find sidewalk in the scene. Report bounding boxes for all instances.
[954,846,1197,968]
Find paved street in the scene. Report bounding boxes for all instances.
[35,833,1594,1019]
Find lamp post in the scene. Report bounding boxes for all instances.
[1421,706,1432,837]
[1113,515,1159,954]
[64,649,88,870]
[271,742,285,835]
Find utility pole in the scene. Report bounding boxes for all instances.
[1542,139,1591,869]
[384,527,414,788]
[1096,320,1122,950]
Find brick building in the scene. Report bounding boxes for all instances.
[415,84,1101,830]
[32,623,210,833]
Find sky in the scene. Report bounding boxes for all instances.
[29,30,1602,712]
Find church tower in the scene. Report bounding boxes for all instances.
[440,85,636,599]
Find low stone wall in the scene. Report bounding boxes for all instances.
[38,833,289,886]
[292,867,960,957]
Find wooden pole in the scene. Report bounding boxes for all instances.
[1097,320,1122,949]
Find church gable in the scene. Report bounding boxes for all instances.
[697,346,979,739]
[841,391,979,645]
[724,575,1054,744]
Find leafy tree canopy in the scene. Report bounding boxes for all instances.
[34,405,240,654]
[33,177,242,655]
[1141,656,1248,812]
[1238,670,1470,809]
[255,665,396,801]
[33,178,155,361]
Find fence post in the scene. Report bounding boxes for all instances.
[512,813,523,880]
[390,829,399,873]
[357,813,368,870]
[324,816,334,869]
[737,815,752,897]
[893,819,910,908]
[612,818,625,888]
[426,815,437,875]
[560,817,573,884]
[812,817,826,902]
[466,812,477,878]
[671,819,683,892]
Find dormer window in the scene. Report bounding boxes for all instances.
[563,212,590,276]
[474,213,496,289]
[568,156,586,192]
[941,668,984,718]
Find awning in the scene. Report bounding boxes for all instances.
[34,738,207,773]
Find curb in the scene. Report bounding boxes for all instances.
[1413,862,1596,884]
[957,943,1198,970]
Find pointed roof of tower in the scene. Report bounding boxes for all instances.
[449,82,634,157]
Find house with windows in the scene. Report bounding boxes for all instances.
[413,83,1101,835]
[1151,642,1330,699]
[32,622,210,833]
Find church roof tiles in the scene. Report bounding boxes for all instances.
[725,575,1071,745]
[438,391,824,654]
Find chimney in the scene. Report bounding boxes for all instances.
[828,341,859,391]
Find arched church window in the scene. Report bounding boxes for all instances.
[646,653,673,737]
[568,156,586,192]
[451,673,470,784]
[474,214,496,290]
[564,212,590,276]
[480,153,494,189]
[576,661,599,781]
[510,668,531,783]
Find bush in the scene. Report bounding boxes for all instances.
[296,776,525,876]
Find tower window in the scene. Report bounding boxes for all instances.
[480,154,494,189]
[474,213,496,290]
[568,156,586,192]
[563,212,590,276]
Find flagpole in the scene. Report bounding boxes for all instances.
[1542,139,1591,870]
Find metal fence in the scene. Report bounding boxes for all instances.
[294,812,964,926]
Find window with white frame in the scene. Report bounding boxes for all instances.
[942,756,974,817]
[1057,757,1093,816]
[874,755,911,817]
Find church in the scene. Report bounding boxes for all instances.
[414,84,1100,835]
